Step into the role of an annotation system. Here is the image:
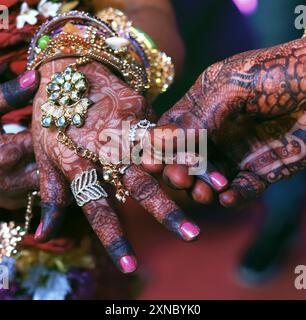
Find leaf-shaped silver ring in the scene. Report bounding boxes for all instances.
[71,169,108,207]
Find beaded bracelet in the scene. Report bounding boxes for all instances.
[28,11,149,94]
[97,7,175,99]
[27,9,175,98]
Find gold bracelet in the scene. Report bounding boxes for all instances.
[28,26,148,93]
[97,7,175,99]
[28,9,175,98]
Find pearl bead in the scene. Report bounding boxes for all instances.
[105,36,129,50]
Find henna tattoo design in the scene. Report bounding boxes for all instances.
[84,198,124,247]
[241,112,306,184]
[123,164,200,241]
[35,202,66,242]
[32,58,200,273]
[153,38,306,205]
[82,197,136,272]
[231,171,267,201]
[0,73,40,209]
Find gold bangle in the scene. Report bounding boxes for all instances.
[28,27,148,93]
[97,7,175,99]
[129,26,175,99]
[28,9,175,98]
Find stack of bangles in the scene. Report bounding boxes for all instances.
[27,8,174,205]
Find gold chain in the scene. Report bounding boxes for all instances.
[24,191,40,233]
[56,130,100,163]
[56,130,129,202]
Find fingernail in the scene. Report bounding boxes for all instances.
[180,221,200,240]
[209,172,228,190]
[34,222,43,239]
[119,255,137,273]
[19,70,36,89]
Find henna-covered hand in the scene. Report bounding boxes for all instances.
[0,70,40,209]
[32,59,200,274]
[143,38,306,207]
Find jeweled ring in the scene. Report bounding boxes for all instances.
[71,168,108,207]
[129,119,156,144]
[41,65,93,129]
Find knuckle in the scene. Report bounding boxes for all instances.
[126,174,159,202]
[137,180,159,202]
[232,171,266,200]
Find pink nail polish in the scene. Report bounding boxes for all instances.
[209,172,228,190]
[180,221,200,240]
[119,255,137,273]
[34,222,43,239]
[19,70,36,89]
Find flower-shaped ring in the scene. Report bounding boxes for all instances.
[41,66,93,129]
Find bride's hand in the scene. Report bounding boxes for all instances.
[32,58,200,273]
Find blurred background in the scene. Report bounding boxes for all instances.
[121,0,306,300]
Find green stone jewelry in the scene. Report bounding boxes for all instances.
[41,62,93,129]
